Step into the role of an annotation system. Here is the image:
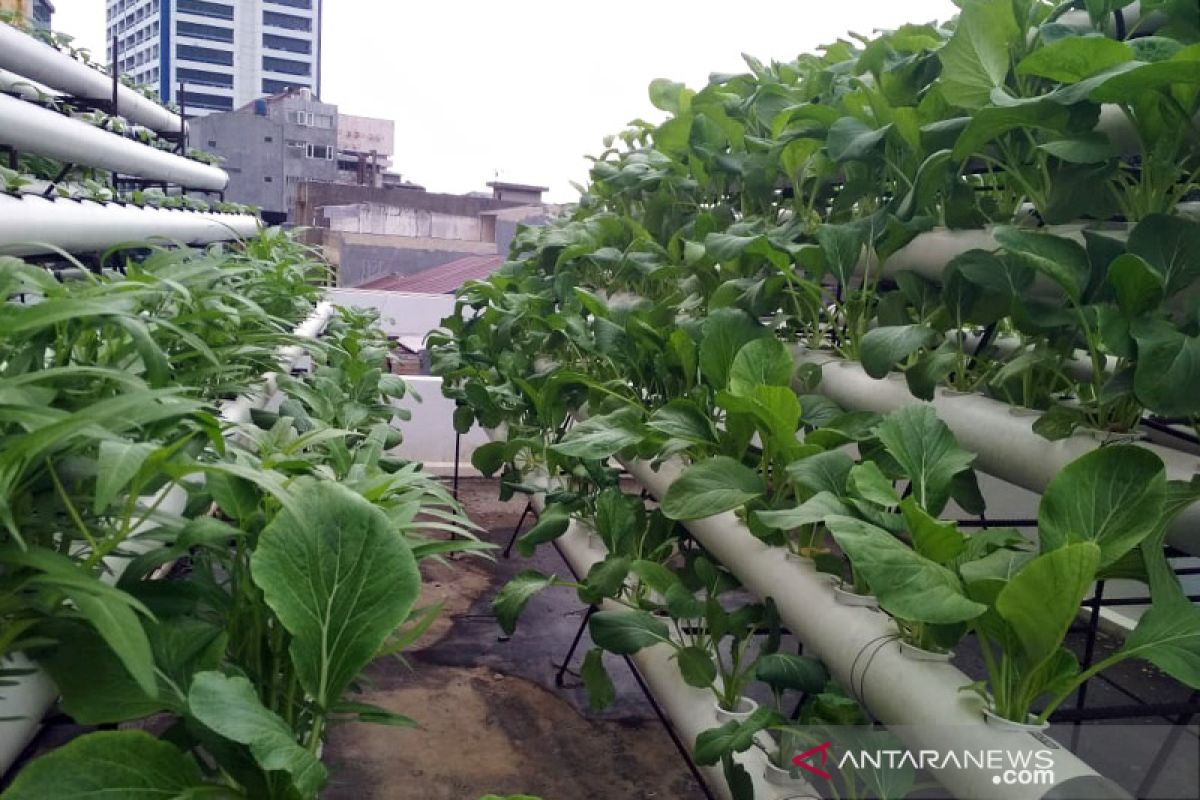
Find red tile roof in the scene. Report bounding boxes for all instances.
[357,254,506,293]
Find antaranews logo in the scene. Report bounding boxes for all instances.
[793,741,1056,788]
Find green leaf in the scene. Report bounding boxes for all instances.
[729,337,794,395]
[755,491,849,531]
[1120,600,1200,690]
[859,325,939,379]
[717,385,802,442]
[938,0,1020,108]
[1107,254,1165,318]
[693,706,778,765]
[847,461,901,507]
[1,731,205,799]
[994,226,1091,303]
[826,117,891,162]
[93,440,155,514]
[516,506,572,557]
[66,589,158,697]
[874,406,975,515]
[1017,37,1132,83]
[676,645,718,688]
[827,516,986,624]
[551,407,644,460]
[816,222,868,286]
[580,556,632,604]
[1126,213,1200,295]
[1131,319,1200,417]
[1038,133,1120,164]
[646,400,718,445]
[755,653,828,694]
[470,441,507,477]
[493,570,557,635]
[995,543,1100,666]
[188,671,326,797]
[787,450,854,495]
[661,457,765,520]
[1038,445,1166,567]
[649,78,692,114]
[588,609,670,654]
[207,469,260,524]
[251,479,420,709]
[581,648,616,710]
[699,308,765,389]
[901,498,965,565]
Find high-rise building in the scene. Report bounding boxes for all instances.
[104,0,322,115]
[1,0,54,30]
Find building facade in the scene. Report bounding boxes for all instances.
[337,114,395,188]
[1,0,54,29]
[104,0,322,115]
[188,87,337,222]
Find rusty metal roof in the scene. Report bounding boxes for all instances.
[357,254,506,294]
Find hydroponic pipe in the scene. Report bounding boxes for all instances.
[0,194,257,257]
[511,456,815,800]
[791,349,1200,556]
[0,93,224,191]
[0,24,184,134]
[621,456,1130,800]
[221,301,336,424]
[1058,2,1164,38]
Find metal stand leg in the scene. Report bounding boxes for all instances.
[452,431,461,501]
[554,606,596,687]
[502,502,535,558]
[1068,580,1105,749]
[622,653,719,800]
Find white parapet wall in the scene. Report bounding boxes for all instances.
[327,288,484,476]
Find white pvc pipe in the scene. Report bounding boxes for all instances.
[0,194,258,257]
[0,94,224,190]
[510,454,814,800]
[792,348,1200,556]
[220,302,336,424]
[0,24,184,134]
[622,456,1129,800]
[1058,2,1164,37]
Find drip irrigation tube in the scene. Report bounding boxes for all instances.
[620,456,1130,800]
[0,93,224,190]
[0,24,184,134]
[0,194,257,257]
[791,348,1200,556]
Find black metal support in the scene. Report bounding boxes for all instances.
[452,431,461,501]
[554,605,596,687]
[42,162,74,197]
[502,501,535,559]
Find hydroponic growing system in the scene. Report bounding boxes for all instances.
[432,2,1200,799]
[0,18,484,800]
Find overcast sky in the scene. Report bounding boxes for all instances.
[52,1,957,201]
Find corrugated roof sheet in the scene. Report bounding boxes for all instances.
[357,254,506,293]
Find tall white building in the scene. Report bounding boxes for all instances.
[105,0,322,115]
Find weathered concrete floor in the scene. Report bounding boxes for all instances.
[321,479,704,800]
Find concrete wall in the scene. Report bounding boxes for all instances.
[324,203,482,240]
[295,182,524,228]
[189,93,338,218]
[319,231,495,287]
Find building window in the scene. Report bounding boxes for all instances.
[265,136,274,142]
[266,0,312,8]
[288,110,314,126]
[306,144,333,160]
[263,11,310,31]
[264,176,274,183]
[177,0,235,21]
[264,78,309,94]
[263,56,310,76]
[177,20,234,43]
[179,91,234,111]
[207,139,217,147]
[263,33,311,55]
[177,44,234,66]
[178,67,234,88]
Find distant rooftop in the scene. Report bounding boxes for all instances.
[358,255,506,294]
[486,181,550,193]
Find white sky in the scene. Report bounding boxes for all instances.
[51,0,958,201]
